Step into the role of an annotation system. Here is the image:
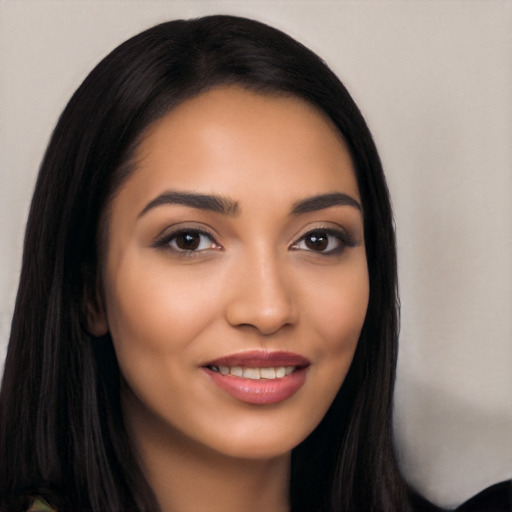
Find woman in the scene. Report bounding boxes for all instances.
[0,15,407,511]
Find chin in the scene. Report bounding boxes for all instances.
[212,433,301,461]
[190,407,326,462]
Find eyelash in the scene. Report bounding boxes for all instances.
[153,227,355,256]
[152,228,220,256]
[291,227,355,256]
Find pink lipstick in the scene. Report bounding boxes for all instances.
[202,351,310,405]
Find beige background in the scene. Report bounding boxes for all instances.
[1,0,511,508]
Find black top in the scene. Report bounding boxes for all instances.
[410,480,512,512]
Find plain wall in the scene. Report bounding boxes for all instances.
[1,1,511,508]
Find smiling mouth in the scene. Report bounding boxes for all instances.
[208,365,297,379]
[203,351,310,405]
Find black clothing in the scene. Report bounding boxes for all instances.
[410,480,512,512]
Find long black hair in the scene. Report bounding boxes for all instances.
[0,15,408,512]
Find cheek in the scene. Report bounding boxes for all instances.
[102,253,223,367]
[302,256,369,372]
[101,256,225,425]
[302,258,369,397]
[306,258,369,352]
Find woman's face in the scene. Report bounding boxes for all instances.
[93,86,369,460]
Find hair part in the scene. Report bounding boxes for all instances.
[0,15,407,512]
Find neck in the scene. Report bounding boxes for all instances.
[123,393,290,512]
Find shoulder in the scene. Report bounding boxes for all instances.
[26,498,57,512]
[409,480,512,512]
[455,480,511,512]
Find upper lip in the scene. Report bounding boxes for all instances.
[203,350,310,368]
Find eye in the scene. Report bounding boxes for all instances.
[154,228,220,254]
[291,228,353,255]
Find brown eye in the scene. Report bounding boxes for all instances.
[291,228,353,255]
[304,231,329,251]
[153,228,220,254]
[175,232,201,251]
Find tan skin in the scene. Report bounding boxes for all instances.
[88,86,369,512]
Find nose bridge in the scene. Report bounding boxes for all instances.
[225,244,297,335]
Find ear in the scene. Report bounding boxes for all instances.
[84,280,109,337]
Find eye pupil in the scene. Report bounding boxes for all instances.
[176,232,200,250]
[305,232,328,251]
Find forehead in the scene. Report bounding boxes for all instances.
[118,85,360,210]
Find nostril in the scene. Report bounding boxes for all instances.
[225,301,297,335]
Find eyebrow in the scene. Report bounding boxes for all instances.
[139,190,361,218]
[290,192,362,215]
[139,191,240,217]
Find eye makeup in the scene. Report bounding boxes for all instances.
[151,226,222,256]
[290,226,356,256]
[150,222,357,259]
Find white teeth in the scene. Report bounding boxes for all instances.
[209,365,299,379]
[230,366,243,377]
[260,367,276,379]
[243,368,260,379]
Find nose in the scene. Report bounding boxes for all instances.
[224,251,298,336]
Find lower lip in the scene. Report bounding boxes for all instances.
[203,367,308,405]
